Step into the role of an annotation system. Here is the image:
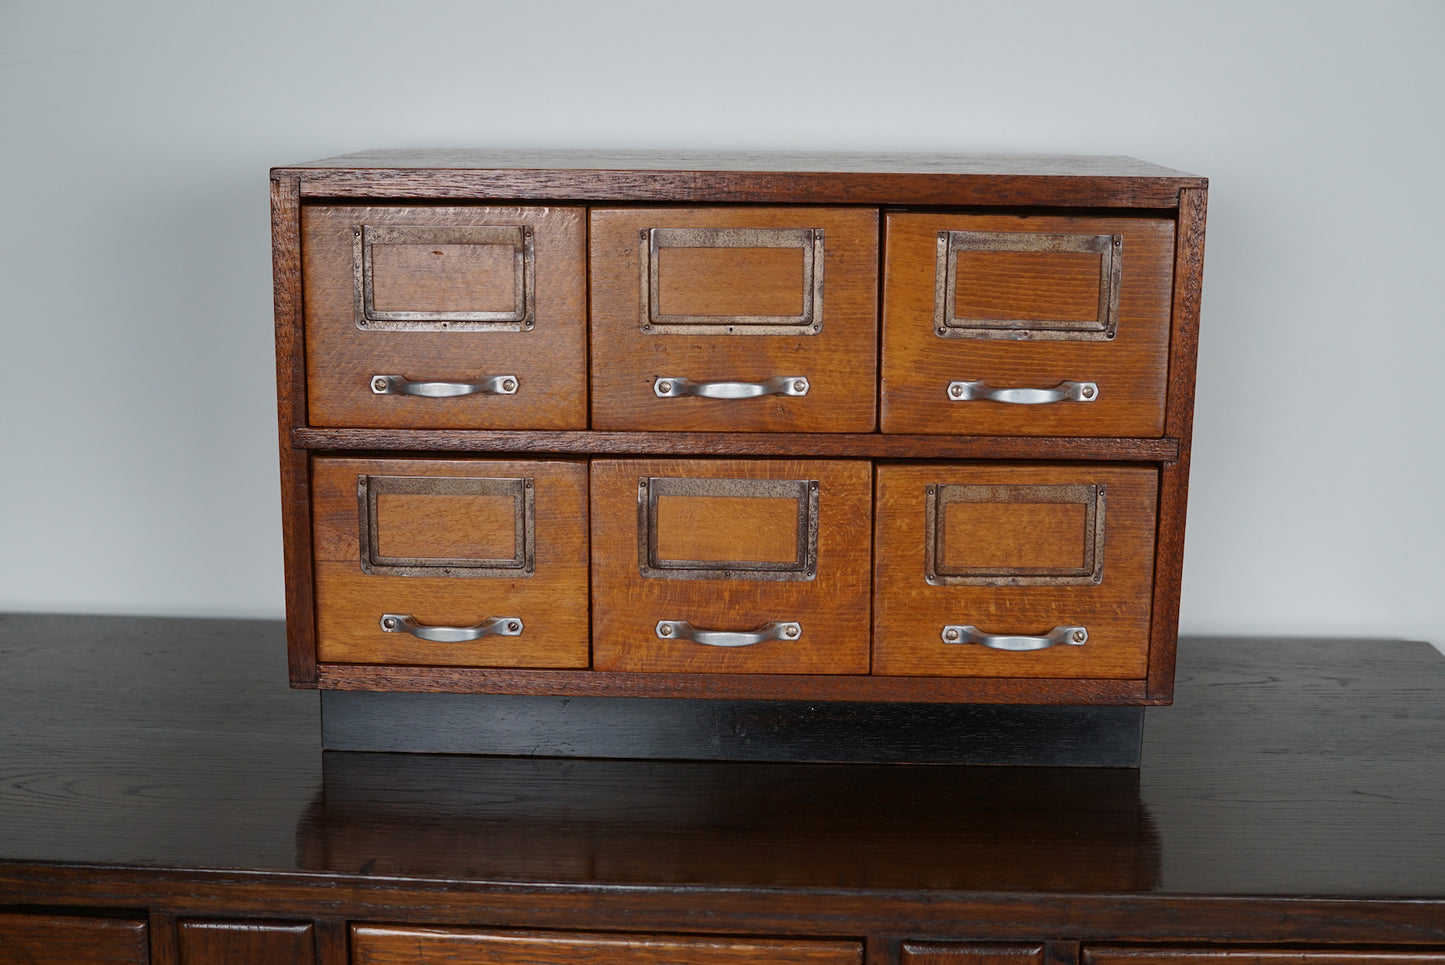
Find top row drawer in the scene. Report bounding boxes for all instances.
[301,205,1175,436]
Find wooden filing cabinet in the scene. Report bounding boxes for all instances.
[270,151,1207,722]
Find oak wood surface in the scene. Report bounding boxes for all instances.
[657,246,807,317]
[1084,951,1445,965]
[873,463,1157,678]
[590,459,872,674]
[902,942,1046,965]
[373,491,517,561]
[351,927,861,965]
[589,207,878,432]
[303,205,587,431]
[369,241,517,314]
[290,429,1181,462]
[177,919,315,965]
[953,249,1102,322]
[273,151,1205,208]
[881,214,1175,437]
[0,913,148,965]
[310,457,589,668]
[1147,186,1208,701]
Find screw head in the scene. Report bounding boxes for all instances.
[658,624,673,637]
[1072,629,1086,643]
[372,377,389,392]
[784,625,800,638]
[949,384,964,398]
[507,620,521,633]
[1081,385,1096,399]
[381,617,397,631]
[792,379,807,393]
[502,378,517,392]
[944,628,960,642]
[656,380,672,394]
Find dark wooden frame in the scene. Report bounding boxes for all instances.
[270,152,1207,705]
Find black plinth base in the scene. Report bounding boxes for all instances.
[320,691,1145,766]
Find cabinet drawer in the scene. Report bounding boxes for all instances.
[589,207,878,432]
[311,456,589,667]
[873,462,1157,678]
[0,913,148,965]
[302,205,587,430]
[881,213,1175,437]
[591,458,872,673]
[351,927,863,965]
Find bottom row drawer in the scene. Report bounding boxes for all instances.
[310,456,1157,678]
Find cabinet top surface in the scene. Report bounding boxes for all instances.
[0,615,1441,904]
[271,150,1205,205]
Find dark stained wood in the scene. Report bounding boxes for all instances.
[272,174,317,686]
[151,911,180,965]
[177,919,315,964]
[901,942,1046,965]
[351,927,862,965]
[315,920,348,965]
[289,428,1181,462]
[0,913,148,964]
[312,663,1154,703]
[1147,187,1208,701]
[272,151,1206,208]
[1084,950,1445,965]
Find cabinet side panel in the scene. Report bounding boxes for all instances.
[273,174,318,686]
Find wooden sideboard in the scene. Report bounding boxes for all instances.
[1,614,1442,963]
[270,152,1206,727]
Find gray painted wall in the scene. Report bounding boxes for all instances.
[3,1,1441,654]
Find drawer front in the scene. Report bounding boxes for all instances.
[589,207,878,432]
[311,456,589,667]
[303,205,587,429]
[0,913,148,965]
[881,213,1175,437]
[873,463,1157,678]
[591,458,872,673]
[352,927,863,965]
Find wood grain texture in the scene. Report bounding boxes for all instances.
[942,500,1088,569]
[303,205,587,431]
[272,174,318,686]
[373,492,516,561]
[874,463,1157,678]
[310,456,589,668]
[657,246,806,316]
[352,928,861,965]
[902,942,1046,965]
[591,459,872,674]
[881,213,1175,437]
[1147,186,1208,701]
[369,241,517,314]
[0,913,148,965]
[590,207,878,432]
[654,494,801,564]
[1084,950,1445,965]
[274,151,1205,208]
[954,249,1102,322]
[177,919,315,965]
[290,428,1180,462]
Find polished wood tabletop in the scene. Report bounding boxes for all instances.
[0,614,1442,934]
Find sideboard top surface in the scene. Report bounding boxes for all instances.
[0,613,1441,917]
[272,151,1205,206]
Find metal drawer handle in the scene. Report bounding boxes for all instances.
[946,380,1097,404]
[942,625,1088,651]
[655,620,801,648]
[654,376,809,399]
[371,374,519,397]
[380,614,523,643]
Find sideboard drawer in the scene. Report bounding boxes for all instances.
[873,462,1158,678]
[881,213,1175,437]
[351,926,863,965]
[590,458,873,673]
[589,207,878,432]
[310,456,590,668]
[302,204,587,430]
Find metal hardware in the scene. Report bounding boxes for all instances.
[653,376,809,399]
[925,483,1105,586]
[354,224,535,332]
[946,380,1097,404]
[379,613,523,643]
[358,475,534,578]
[637,476,819,582]
[935,230,1122,340]
[371,374,519,397]
[941,625,1088,651]
[640,226,825,336]
[655,620,801,648]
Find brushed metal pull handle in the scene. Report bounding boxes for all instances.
[371,374,518,397]
[655,620,801,648]
[942,624,1088,651]
[946,380,1097,404]
[380,614,523,643]
[653,376,809,399]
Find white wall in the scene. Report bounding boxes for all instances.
[3,1,1441,653]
